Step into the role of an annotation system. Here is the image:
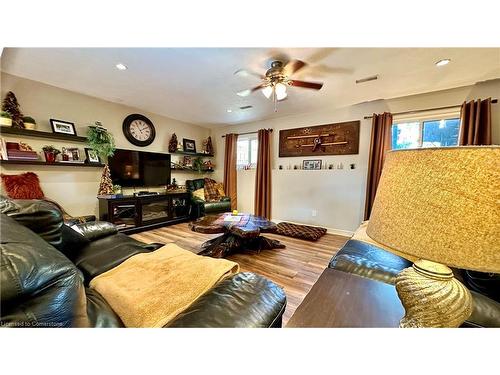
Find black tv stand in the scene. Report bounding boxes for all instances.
[98,191,191,234]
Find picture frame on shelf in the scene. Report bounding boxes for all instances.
[182,138,196,153]
[50,119,77,136]
[62,147,81,162]
[183,155,193,167]
[303,159,322,170]
[85,147,101,164]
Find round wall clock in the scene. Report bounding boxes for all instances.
[122,114,156,147]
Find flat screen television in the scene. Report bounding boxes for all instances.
[108,149,171,187]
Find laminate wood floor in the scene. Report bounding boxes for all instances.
[131,223,349,325]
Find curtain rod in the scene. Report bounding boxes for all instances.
[363,99,498,120]
[221,128,273,138]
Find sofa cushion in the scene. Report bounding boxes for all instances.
[86,288,124,328]
[70,221,118,242]
[59,224,91,257]
[166,272,286,328]
[73,233,163,284]
[328,239,412,284]
[0,196,63,248]
[276,222,327,241]
[0,214,88,327]
[192,188,205,201]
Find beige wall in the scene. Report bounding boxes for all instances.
[0,73,211,216]
[211,79,500,234]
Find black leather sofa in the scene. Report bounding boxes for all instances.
[186,178,231,218]
[328,239,500,327]
[0,197,286,328]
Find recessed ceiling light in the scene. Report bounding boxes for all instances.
[115,63,127,70]
[226,109,232,113]
[435,59,450,67]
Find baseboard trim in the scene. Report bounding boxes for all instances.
[271,218,354,238]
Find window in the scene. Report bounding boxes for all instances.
[391,113,460,150]
[237,135,258,169]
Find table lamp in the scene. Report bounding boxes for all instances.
[366,146,500,327]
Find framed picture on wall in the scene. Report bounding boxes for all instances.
[50,119,77,136]
[183,138,196,153]
[303,159,322,170]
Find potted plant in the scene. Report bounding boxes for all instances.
[113,184,122,195]
[0,111,12,126]
[22,116,36,130]
[193,156,204,172]
[42,145,61,163]
[87,121,116,195]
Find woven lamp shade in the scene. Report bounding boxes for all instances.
[366,146,500,273]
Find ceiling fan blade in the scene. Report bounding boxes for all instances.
[283,59,307,76]
[237,84,266,97]
[234,69,265,79]
[289,80,323,90]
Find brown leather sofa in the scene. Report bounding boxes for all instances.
[328,239,500,327]
[0,197,286,328]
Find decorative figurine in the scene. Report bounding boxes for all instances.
[168,133,178,153]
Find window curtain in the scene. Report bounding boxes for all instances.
[364,112,393,220]
[459,98,492,145]
[254,129,272,219]
[223,133,238,210]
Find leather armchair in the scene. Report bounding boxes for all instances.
[0,196,286,328]
[186,178,231,218]
[328,239,500,328]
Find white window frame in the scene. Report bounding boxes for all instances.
[236,134,258,170]
[392,109,461,149]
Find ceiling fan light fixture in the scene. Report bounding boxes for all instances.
[262,85,273,99]
[275,82,287,100]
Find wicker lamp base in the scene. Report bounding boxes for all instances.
[395,259,472,328]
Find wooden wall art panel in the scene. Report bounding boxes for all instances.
[278,120,360,157]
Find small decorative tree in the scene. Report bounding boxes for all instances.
[205,136,214,155]
[87,121,116,195]
[98,165,114,195]
[168,133,178,153]
[2,91,24,128]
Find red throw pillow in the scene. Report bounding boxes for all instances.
[1,172,45,199]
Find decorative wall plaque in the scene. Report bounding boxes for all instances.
[278,120,360,157]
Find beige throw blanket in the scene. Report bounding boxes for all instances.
[90,243,239,327]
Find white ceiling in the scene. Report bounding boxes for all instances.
[1,48,499,128]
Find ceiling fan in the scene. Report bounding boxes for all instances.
[235,59,324,111]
